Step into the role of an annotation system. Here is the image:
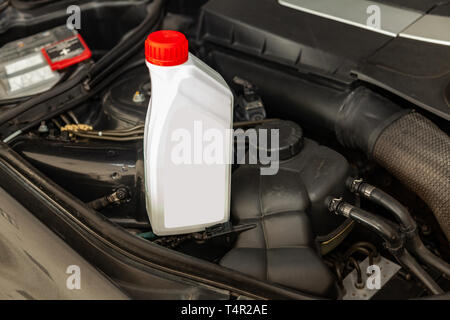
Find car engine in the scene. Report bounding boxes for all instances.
[0,0,449,300]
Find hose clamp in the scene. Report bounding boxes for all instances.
[348,178,363,193]
[339,203,353,218]
[327,197,343,213]
[360,184,376,198]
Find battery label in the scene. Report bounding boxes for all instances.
[8,65,57,92]
[41,34,91,70]
[5,54,44,75]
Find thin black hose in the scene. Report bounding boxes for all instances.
[408,235,450,278]
[347,178,416,231]
[347,178,450,277]
[328,198,444,295]
[328,200,400,245]
[370,189,417,231]
[395,249,444,295]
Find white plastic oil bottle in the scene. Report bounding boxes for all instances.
[143,30,233,235]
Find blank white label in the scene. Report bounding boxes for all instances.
[8,65,56,92]
[5,54,45,75]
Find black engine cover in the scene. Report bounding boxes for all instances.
[198,0,450,120]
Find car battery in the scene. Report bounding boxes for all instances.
[0,25,91,101]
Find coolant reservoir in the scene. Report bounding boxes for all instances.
[144,30,233,235]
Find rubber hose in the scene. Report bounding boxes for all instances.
[408,234,450,277]
[329,199,443,294]
[348,179,450,277]
[394,249,444,295]
[372,112,450,242]
[347,178,417,232]
[328,199,401,245]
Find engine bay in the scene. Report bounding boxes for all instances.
[0,0,449,300]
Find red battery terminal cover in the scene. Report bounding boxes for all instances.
[41,33,92,70]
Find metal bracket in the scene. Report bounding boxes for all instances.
[343,255,401,300]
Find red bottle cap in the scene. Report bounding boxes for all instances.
[145,30,188,66]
